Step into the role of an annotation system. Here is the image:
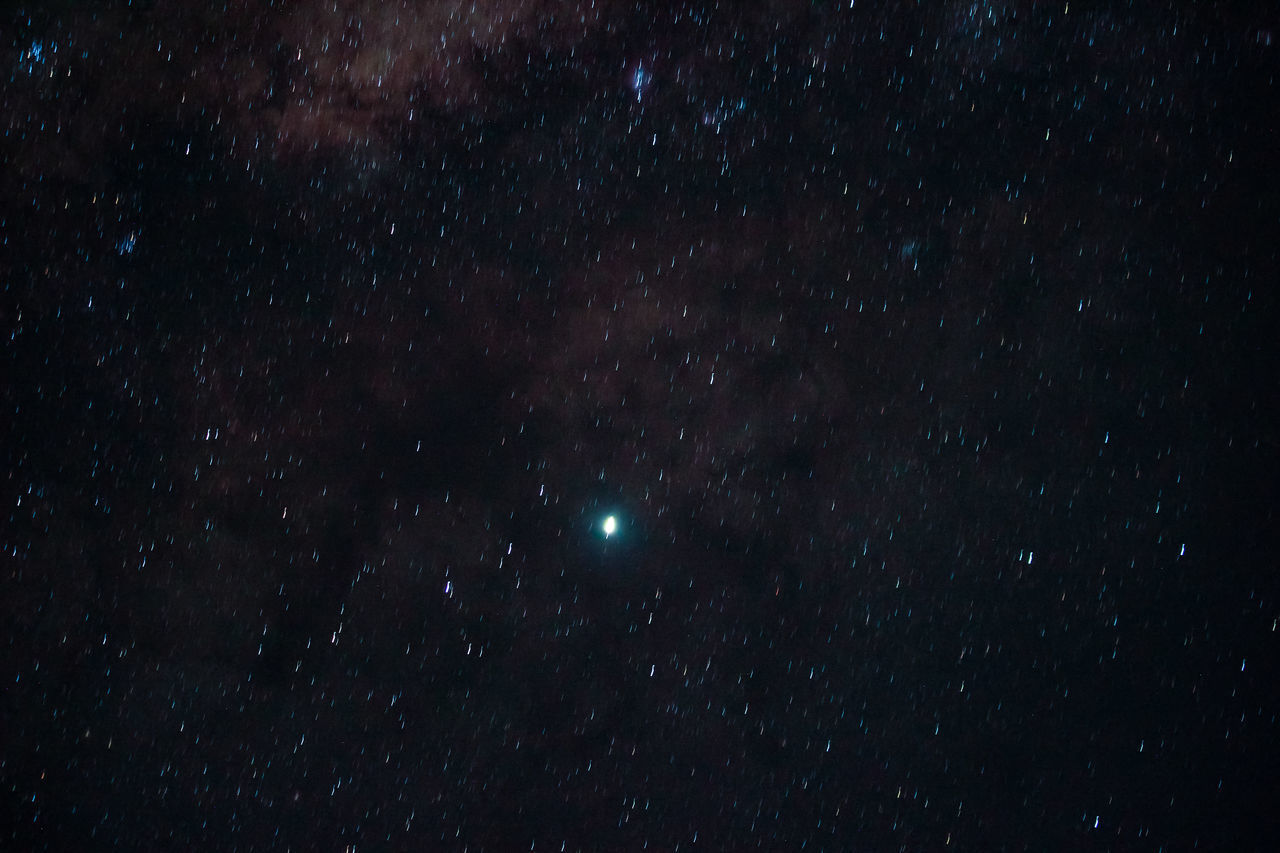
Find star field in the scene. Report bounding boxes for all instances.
[2,1,1278,850]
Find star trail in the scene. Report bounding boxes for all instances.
[2,1,1278,850]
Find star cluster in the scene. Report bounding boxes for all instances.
[3,0,1278,850]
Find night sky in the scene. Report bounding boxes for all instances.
[3,1,1278,850]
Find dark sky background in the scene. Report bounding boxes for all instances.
[3,0,1278,850]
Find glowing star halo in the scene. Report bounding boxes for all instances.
[601,515,619,538]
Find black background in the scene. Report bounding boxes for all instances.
[3,1,1278,849]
